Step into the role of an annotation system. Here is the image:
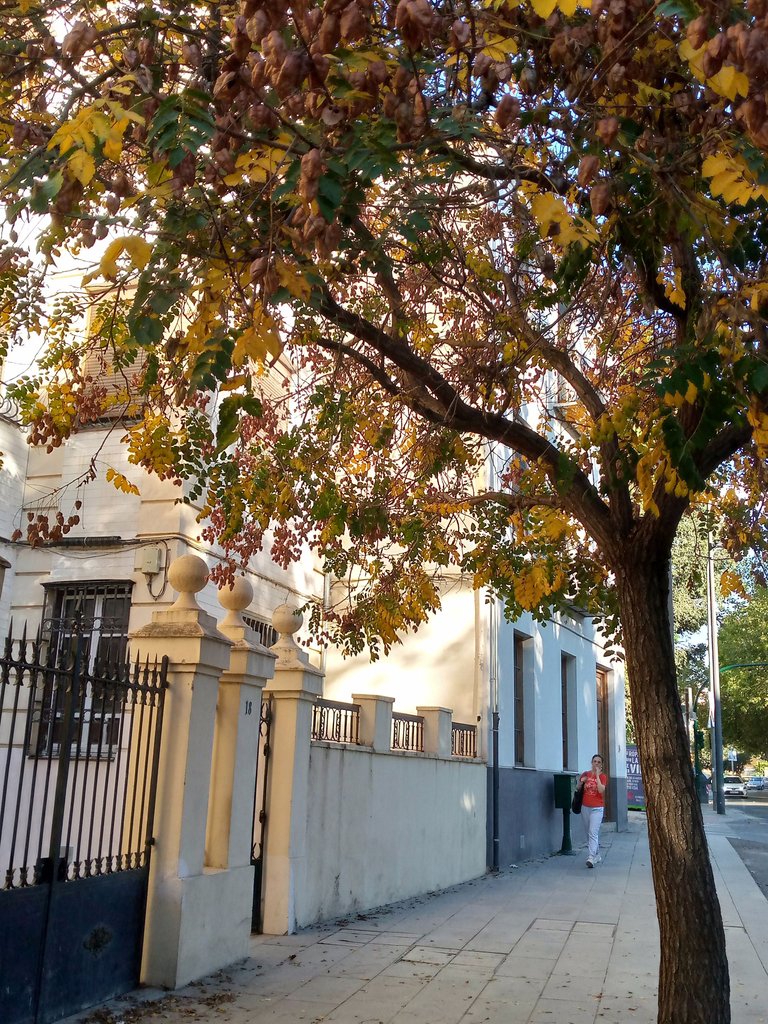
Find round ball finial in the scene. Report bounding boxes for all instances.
[272,602,303,637]
[218,576,253,614]
[168,554,209,610]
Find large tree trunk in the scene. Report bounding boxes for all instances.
[617,551,729,1024]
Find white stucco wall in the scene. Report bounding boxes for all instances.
[323,581,481,728]
[299,742,486,927]
[495,607,626,784]
[0,417,29,634]
[326,583,625,787]
[0,416,323,638]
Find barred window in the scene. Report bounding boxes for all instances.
[31,581,133,757]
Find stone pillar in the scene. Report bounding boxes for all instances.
[260,604,323,935]
[353,694,394,751]
[206,576,276,873]
[133,555,236,990]
[418,706,453,757]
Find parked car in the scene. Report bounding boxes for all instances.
[747,776,765,791]
[723,775,747,797]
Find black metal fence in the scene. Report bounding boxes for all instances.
[311,698,360,744]
[0,625,167,1024]
[251,696,272,933]
[391,712,424,752]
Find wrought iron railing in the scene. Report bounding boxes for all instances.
[0,626,167,889]
[391,712,424,752]
[451,722,478,758]
[311,698,360,744]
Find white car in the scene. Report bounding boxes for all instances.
[723,775,746,797]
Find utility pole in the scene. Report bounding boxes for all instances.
[707,532,726,815]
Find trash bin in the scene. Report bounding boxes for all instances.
[553,774,578,855]
[553,773,576,810]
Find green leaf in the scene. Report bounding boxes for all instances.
[131,315,165,347]
[657,0,700,20]
[30,171,64,213]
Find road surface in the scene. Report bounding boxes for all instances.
[714,789,768,899]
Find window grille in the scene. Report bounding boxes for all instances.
[31,582,133,757]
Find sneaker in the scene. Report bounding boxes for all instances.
[594,854,602,864]
[586,857,594,868]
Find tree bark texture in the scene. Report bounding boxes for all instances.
[618,553,730,1024]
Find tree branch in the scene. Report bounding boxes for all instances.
[313,287,615,546]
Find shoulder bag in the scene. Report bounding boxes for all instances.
[571,782,584,814]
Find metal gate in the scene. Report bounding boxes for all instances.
[0,625,167,1024]
[250,695,272,933]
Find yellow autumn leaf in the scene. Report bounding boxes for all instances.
[481,33,518,60]
[105,467,141,496]
[530,0,557,17]
[530,192,599,249]
[539,509,570,542]
[681,41,750,101]
[225,145,287,186]
[530,0,589,13]
[101,118,128,162]
[220,373,249,392]
[275,259,312,301]
[635,82,670,104]
[530,192,567,231]
[709,171,751,205]
[701,153,729,179]
[679,39,706,82]
[719,569,746,599]
[702,149,768,206]
[747,400,768,445]
[707,64,749,103]
[99,236,152,280]
[744,281,768,311]
[663,391,685,408]
[48,109,95,155]
[234,302,282,365]
[67,149,96,185]
[122,236,152,269]
[656,267,686,309]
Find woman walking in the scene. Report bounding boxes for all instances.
[578,754,607,867]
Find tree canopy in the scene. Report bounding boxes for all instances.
[2,0,768,650]
[718,587,768,756]
[3,1,768,1021]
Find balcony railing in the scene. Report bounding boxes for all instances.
[391,712,424,752]
[451,722,477,758]
[311,698,360,744]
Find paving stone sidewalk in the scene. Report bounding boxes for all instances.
[77,811,768,1024]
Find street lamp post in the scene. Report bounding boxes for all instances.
[707,532,726,815]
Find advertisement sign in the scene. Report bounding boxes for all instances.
[626,743,645,809]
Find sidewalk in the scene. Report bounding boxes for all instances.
[78,811,768,1024]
